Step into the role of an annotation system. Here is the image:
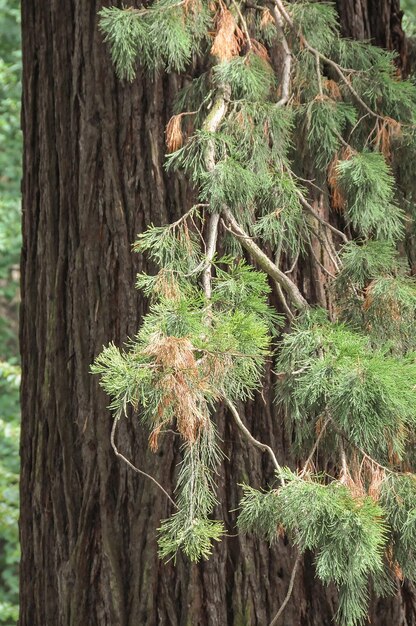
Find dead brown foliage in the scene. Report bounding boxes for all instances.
[166,114,184,152]
[211,7,243,61]
[375,117,402,161]
[327,147,354,211]
[324,79,341,100]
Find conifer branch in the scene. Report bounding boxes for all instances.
[272,0,384,121]
[111,412,177,508]
[329,419,394,475]
[221,207,308,309]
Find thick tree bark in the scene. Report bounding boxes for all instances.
[335,0,407,66]
[19,1,415,625]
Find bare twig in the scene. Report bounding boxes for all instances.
[285,249,300,274]
[315,53,323,97]
[308,238,337,279]
[231,0,253,50]
[275,245,295,319]
[111,413,177,508]
[295,187,349,244]
[202,213,221,298]
[225,398,283,476]
[276,281,295,319]
[300,415,331,477]
[269,554,301,625]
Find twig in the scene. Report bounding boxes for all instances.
[276,281,295,319]
[111,413,177,508]
[231,0,253,50]
[300,415,331,477]
[221,207,308,310]
[225,398,283,477]
[168,204,208,231]
[308,238,336,279]
[269,554,301,626]
[275,245,294,319]
[295,187,349,244]
[315,53,323,97]
[285,249,300,274]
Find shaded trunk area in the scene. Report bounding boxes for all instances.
[19,1,415,625]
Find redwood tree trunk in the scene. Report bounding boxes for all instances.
[19,1,415,625]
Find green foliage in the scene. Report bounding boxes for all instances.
[290,2,339,53]
[99,1,212,79]
[0,365,20,625]
[335,242,416,351]
[275,312,416,460]
[336,152,404,241]
[336,241,400,290]
[99,7,150,81]
[380,473,416,581]
[158,426,224,561]
[213,54,275,101]
[302,98,357,168]
[238,484,282,544]
[201,158,259,213]
[239,470,388,626]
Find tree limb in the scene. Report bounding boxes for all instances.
[221,207,308,310]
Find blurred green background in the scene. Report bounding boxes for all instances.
[0,1,415,624]
[0,0,21,622]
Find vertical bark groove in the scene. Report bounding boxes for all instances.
[20,1,415,625]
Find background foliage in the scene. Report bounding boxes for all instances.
[0,0,21,622]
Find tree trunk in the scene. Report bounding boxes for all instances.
[335,0,407,68]
[19,1,415,625]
